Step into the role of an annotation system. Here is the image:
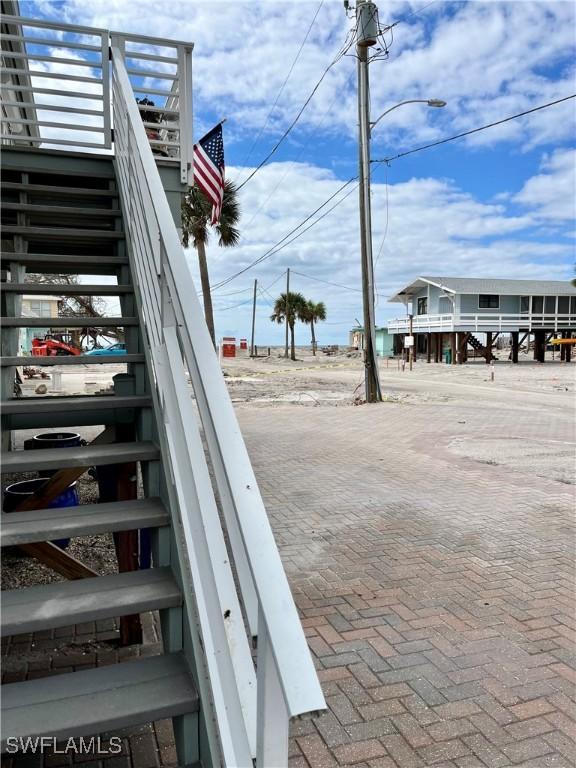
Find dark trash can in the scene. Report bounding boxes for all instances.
[3,477,77,549]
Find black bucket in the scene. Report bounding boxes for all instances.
[3,477,77,549]
[24,432,82,450]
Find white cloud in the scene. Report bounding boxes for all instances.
[34,0,576,152]
[184,159,573,343]
[513,148,576,221]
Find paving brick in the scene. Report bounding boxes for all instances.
[426,718,477,742]
[509,697,557,720]
[297,734,338,768]
[333,740,388,765]
[501,735,555,763]
[391,714,433,749]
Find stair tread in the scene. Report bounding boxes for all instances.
[2,316,138,327]
[1,394,151,415]
[1,203,122,217]
[1,441,160,473]
[1,497,169,547]
[2,283,133,295]
[1,181,118,197]
[2,354,145,366]
[1,252,128,269]
[2,567,181,637]
[1,653,198,745]
[3,225,125,239]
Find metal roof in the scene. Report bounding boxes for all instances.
[389,276,576,302]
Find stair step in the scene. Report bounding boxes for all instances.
[1,440,159,473]
[2,394,153,430]
[2,162,115,180]
[1,203,122,217]
[2,354,145,366]
[2,394,151,415]
[2,226,125,240]
[1,497,169,547]
[2,316,138,327]
[2,283,133,295]
[2,567,181,637]
[1,181,118,198]
[1,653,198,746]
[0,252,128,273]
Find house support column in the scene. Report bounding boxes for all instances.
[511,331,519,364]
[426,333,431,363]
[485,332,493,364]
[451,332,457,365]
[413,333,418,362]
[438,332,443,363]
[534,330,546,363]
[566,333,572,363]
[560,331,566,361]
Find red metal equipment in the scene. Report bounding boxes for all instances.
[31,333,81,357]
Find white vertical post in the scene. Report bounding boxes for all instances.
[101,31,112,148]
[256,616,290,768]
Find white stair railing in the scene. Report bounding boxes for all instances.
[111,44,325,768]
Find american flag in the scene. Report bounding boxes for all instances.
[193,123,225,225]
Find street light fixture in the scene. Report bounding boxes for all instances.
[356,10,446,403]
[370,99,446,134]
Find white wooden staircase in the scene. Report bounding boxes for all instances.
[1,13,325,768]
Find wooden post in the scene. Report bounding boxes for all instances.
[485,332,493,364]
[426,333,431,363]
[451,333,457,365]
[511,331,519,363]
[565,334,572,363]
[560,331,566,361]
[413,333,417,362]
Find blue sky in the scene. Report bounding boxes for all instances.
[24,0,576,344]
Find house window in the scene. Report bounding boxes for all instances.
[520,296,529,313]
[558,296,569,314]
[30,300,53,318]
[571,297,576,314]
[479,294,499,309]
[532,296,544,314]
[544,296,556,314]
[417,297,428,315]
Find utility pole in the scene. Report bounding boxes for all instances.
[284,267,290,359]
[409,313,414,371]
[250,278,257,357]
[356,0,382,402]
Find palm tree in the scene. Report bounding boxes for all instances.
[270,291,306,361]
[181,179,240,347]
[300,300,326,355]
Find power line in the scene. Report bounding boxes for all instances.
[212,178,356,290]
[237,22,358,191]
[375,94,576,165]
[217,95,574,291]
[292,269,386,298]
[236,1,324,184]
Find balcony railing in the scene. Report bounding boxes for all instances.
[1,15,192,184]
[387,313,576,333]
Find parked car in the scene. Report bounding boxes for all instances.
[86,343,126,356]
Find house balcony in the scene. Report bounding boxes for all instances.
[387,313,576,334]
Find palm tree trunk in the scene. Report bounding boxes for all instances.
[310,319,316,355]
[290,321,296,361]
[196,240,216,348]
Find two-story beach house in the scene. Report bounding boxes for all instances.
[387,276,576,364]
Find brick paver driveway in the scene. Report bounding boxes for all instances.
[238,393,575,768]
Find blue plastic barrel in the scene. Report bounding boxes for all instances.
[3,477,78,549]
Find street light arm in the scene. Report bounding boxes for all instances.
[370,99,446,134]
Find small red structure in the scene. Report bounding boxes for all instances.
[222,337,236,358]
[239,338,247,351]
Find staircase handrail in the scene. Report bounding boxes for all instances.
[111,44,325,768]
